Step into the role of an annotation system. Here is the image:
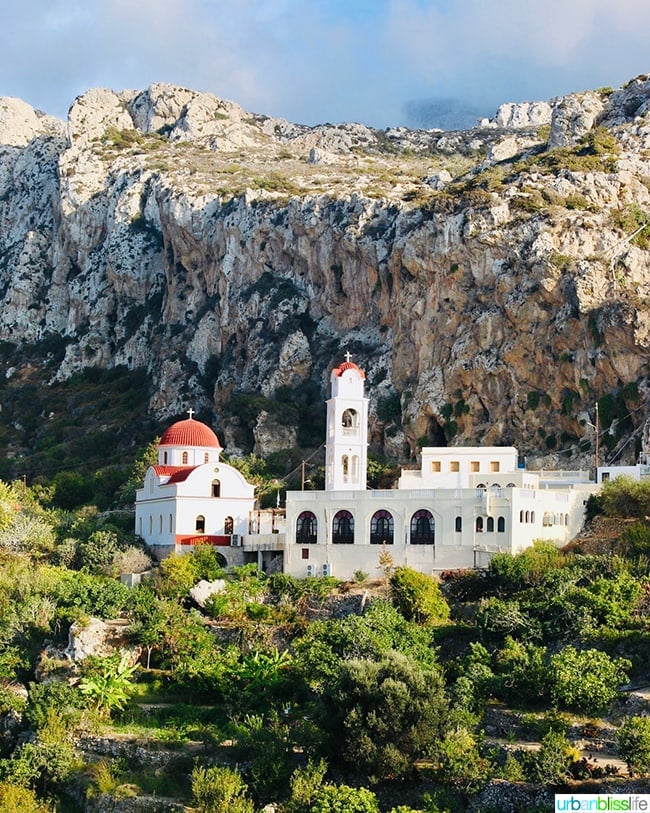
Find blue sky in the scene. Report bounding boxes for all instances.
[2,0,649,129]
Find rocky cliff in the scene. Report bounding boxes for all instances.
[0,78,649,472]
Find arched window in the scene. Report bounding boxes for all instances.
[525,511,530,523]
[163,451,168,464]
[506,482,516,488]
[169,514,173,533]
[195,515,205,533]
[342,455,349,476]
[296,511,317,544]
[224,516,234,535]
[212,479,221,498]
[333,510,354,544]
[486,516,494,533]
[139,517,142,535]
[204,453,209,463]
[497,516,505,533]
[148,516,152,534]
[410,510,434,545]
[476,516,484,533]
[455,516,462,532]
[159,515,163,533]
[341,408,357,430]
[531,511,535,524]
[370,510,394,545]
[519,510,524,523]
[182,451,189,464]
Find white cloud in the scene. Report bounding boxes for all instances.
[1,0,649,126]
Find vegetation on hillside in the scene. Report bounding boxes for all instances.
[0,476,647,811]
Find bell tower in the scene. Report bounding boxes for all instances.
[325,353,368,491]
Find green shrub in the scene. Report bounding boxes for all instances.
[617,716,650,776]
[390,568,450,624]
[319,651,447,781]
[600,476,650,518]
[191,765,254,813]
[549,646,630,714]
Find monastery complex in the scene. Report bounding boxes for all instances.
[135,356,615,580]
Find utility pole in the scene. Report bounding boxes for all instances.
[595,402,600,475]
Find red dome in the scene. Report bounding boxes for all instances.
[159,418,222,449]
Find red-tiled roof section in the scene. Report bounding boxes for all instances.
[332,361,365,379]
[166,467,198,483]
[160,418,222,448]
[152,465,197,483]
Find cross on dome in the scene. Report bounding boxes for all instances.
[187,408,195,420]
[344,351,352,363]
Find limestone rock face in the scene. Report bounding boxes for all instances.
[548,91,604,147]
[0,78,649,468]
[493,101,553,129]
[0,96,65,146]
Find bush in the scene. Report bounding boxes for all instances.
[549,646,630,714]
[0,782,53,813]
[390,568,450,624]
[599,477,650,518]
[521,729,575,784]
[319,651,447,781]
[191,765,254,813]
[617,716,650,776]
[312,784,379,813]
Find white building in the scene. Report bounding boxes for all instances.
[136,357,599,579]
[135,412,256,559]
[280,356,598,580]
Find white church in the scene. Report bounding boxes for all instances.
[135,355,599,579]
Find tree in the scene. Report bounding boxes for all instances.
[117,439,159,506]
[319,651,448,781]
[389,567,449,624]
[378,545,395,578]
[191,765,254,813]
[50,471,93,510]
[617,716,650,776]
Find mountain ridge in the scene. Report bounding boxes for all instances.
[0,77,648,476]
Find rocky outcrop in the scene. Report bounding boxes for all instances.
[0,79,649,467]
